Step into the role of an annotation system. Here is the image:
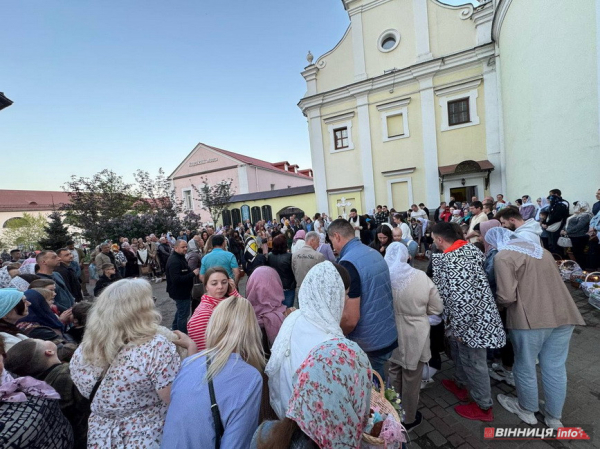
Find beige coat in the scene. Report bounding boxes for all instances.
[389,271,444,370]
[292,245,325,288]
[494,250,585,329]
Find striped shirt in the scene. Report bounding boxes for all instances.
[187,289,240,351]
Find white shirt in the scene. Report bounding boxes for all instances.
[410,209,427,220]
[70,249,80,264]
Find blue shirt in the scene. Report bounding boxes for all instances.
[200,248,239,278]
[161,354,262,449]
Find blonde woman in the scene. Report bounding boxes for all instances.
[162,295,265,449]
[70,279,196,448]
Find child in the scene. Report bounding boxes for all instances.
[539,211,550,249]
[67,301,93,343]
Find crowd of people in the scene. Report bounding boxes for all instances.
[0,187,597,448]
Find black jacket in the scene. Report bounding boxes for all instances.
[54,263,83,302]
[166,252,196,300]
[94,273,121,297]
[546,198,570,229]
[158,243,171,268]
[266,252,296,291]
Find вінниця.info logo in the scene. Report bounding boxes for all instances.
[484,427,591,440]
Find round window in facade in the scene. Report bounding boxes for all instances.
[378,29,400,53]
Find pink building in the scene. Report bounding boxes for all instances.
[169,142,313,223]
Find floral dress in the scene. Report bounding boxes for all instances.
[70,334,180,448]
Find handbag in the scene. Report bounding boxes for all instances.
[557,236,572,247]
[192,283,204,301]
[206,359,224,449]
[547,221,562,233]
[140,265,151,275]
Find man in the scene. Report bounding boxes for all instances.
[492,230,585,429]
[495,206,542,245]
[543,189,570,255]
[374,205,388,227]
[327,219,397,378]
[434,202,446,223]
[347,208,367,240]
[36,251,75,312]
[55,248,83,303]
[410,204,427,220]
[465,201,488,243]
[94,243,112,276]
[67,240,89,298]
[593,188,600,216]
[9,249,22,263]
[199,235,240,284]
[483,202,495,220]
[418,203,430,219]
[157,237,172,278]
[471,196,479,203]
[292,231,325,288]
[94,263,121,297]
[430,222,505,421]
[166,240,199,333]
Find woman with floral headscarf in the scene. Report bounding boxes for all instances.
[563,201,593,268]
[266,261,347,420]
[384,242,443,430]
[253,338,372,449]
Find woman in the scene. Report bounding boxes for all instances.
[313,213,325,236]
[187,267,240,351]
[267,235,297,308]
[245,234,267,276]
[16,289,74,344]
[70,279,196,448]
[291,230,306,254]
[253,338,372,449]
[258,225,269,255]
[0,288,30,350]
[384,243,443,430]
[121,242,139,278]
[162,296,265,448]
[246,266,287,353]
[398,214,413,241]
[201,231,210,246]
[112,244,127,278]
[564,201,593,268]
[137,242,151,279]
[266,262,346,420]
[317,233,335,263]
[230,230,245,265]
[535,197,549,222]
[369,224,393,257]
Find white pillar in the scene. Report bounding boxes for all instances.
[483,58,503,196]
[307,108,329,215]
[349,9,368,81]
[413,0,433,62]
[355,93,376,210]
[596,0,600,160]
[418,76,440,208]
[494,51,508,196]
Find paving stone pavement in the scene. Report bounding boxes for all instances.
[143,268,600,448]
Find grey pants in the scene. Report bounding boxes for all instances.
[449,338,493,409]
[388,361,426,423]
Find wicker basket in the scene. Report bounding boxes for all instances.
[558,260,581,282]
[362,371,403,447]
[570,271,587,288]
[589,290,600,311]
[581,272,600,297]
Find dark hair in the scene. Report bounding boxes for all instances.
[333,263,351,291]
[72,301,93,327]
[418,203,425,207]
[313,213,321,220]
[102,263,115,270]
[211,235,225,247]
[376,225,393,241]
[471,201,483,210]
[18,274,40,283]
[327,219,355,240]
[432,222,461,243]
[350,208,357,213]
[549,189,562,196]
[495,205,522,221]
[204,266,230,283]
[272,234,288,255]
[56,248,70,256]
[29,279,55,289]
[6,263,20,271]
[10,249,20,255]
[515,199,523,206]
[66,240,75,246]
[5,339,48,377]
[497,194,504,198]
[377,205,382,209]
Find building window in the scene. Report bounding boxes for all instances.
[231,208,241,226]
[182,189,193,211]
[377,98,411,142]
[333,127,349,150]
[270,184,275,191]
[251,206,262,224]
[378,29,401,53]
[261,205,273,222]
[222,209,232,227]
[386,114,404,137]
[448,98,470,126]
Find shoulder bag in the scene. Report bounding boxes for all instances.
[206,358,224,449]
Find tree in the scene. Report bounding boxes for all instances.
[61,169,139,245]
[38,210,71,250]
[192,178,235,225]
[3,213,48,250]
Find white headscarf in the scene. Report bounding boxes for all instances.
[266,261,345,418]
[484,227,544,259]
[535,197,549,221]
[574,201,591,214]
[384,242,419,292]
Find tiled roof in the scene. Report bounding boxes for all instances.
[0,190,71,212]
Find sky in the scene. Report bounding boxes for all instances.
[1,0,476,191]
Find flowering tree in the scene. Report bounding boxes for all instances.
[3,213,48,250]
[192,178,235,225]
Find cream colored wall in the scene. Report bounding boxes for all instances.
[362,0,417,76]
[428,1,477,58]
[225,193,317,226]
[315,27,355,94]
[499,0,598,202]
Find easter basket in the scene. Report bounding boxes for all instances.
[362,371,405,448]
[558,260,581,282]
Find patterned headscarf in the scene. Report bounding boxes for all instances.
[245,266,285,346]
[384,242,418,293]
[286,338,372,449]
[484,227,543,259]
[293,230,306,243]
